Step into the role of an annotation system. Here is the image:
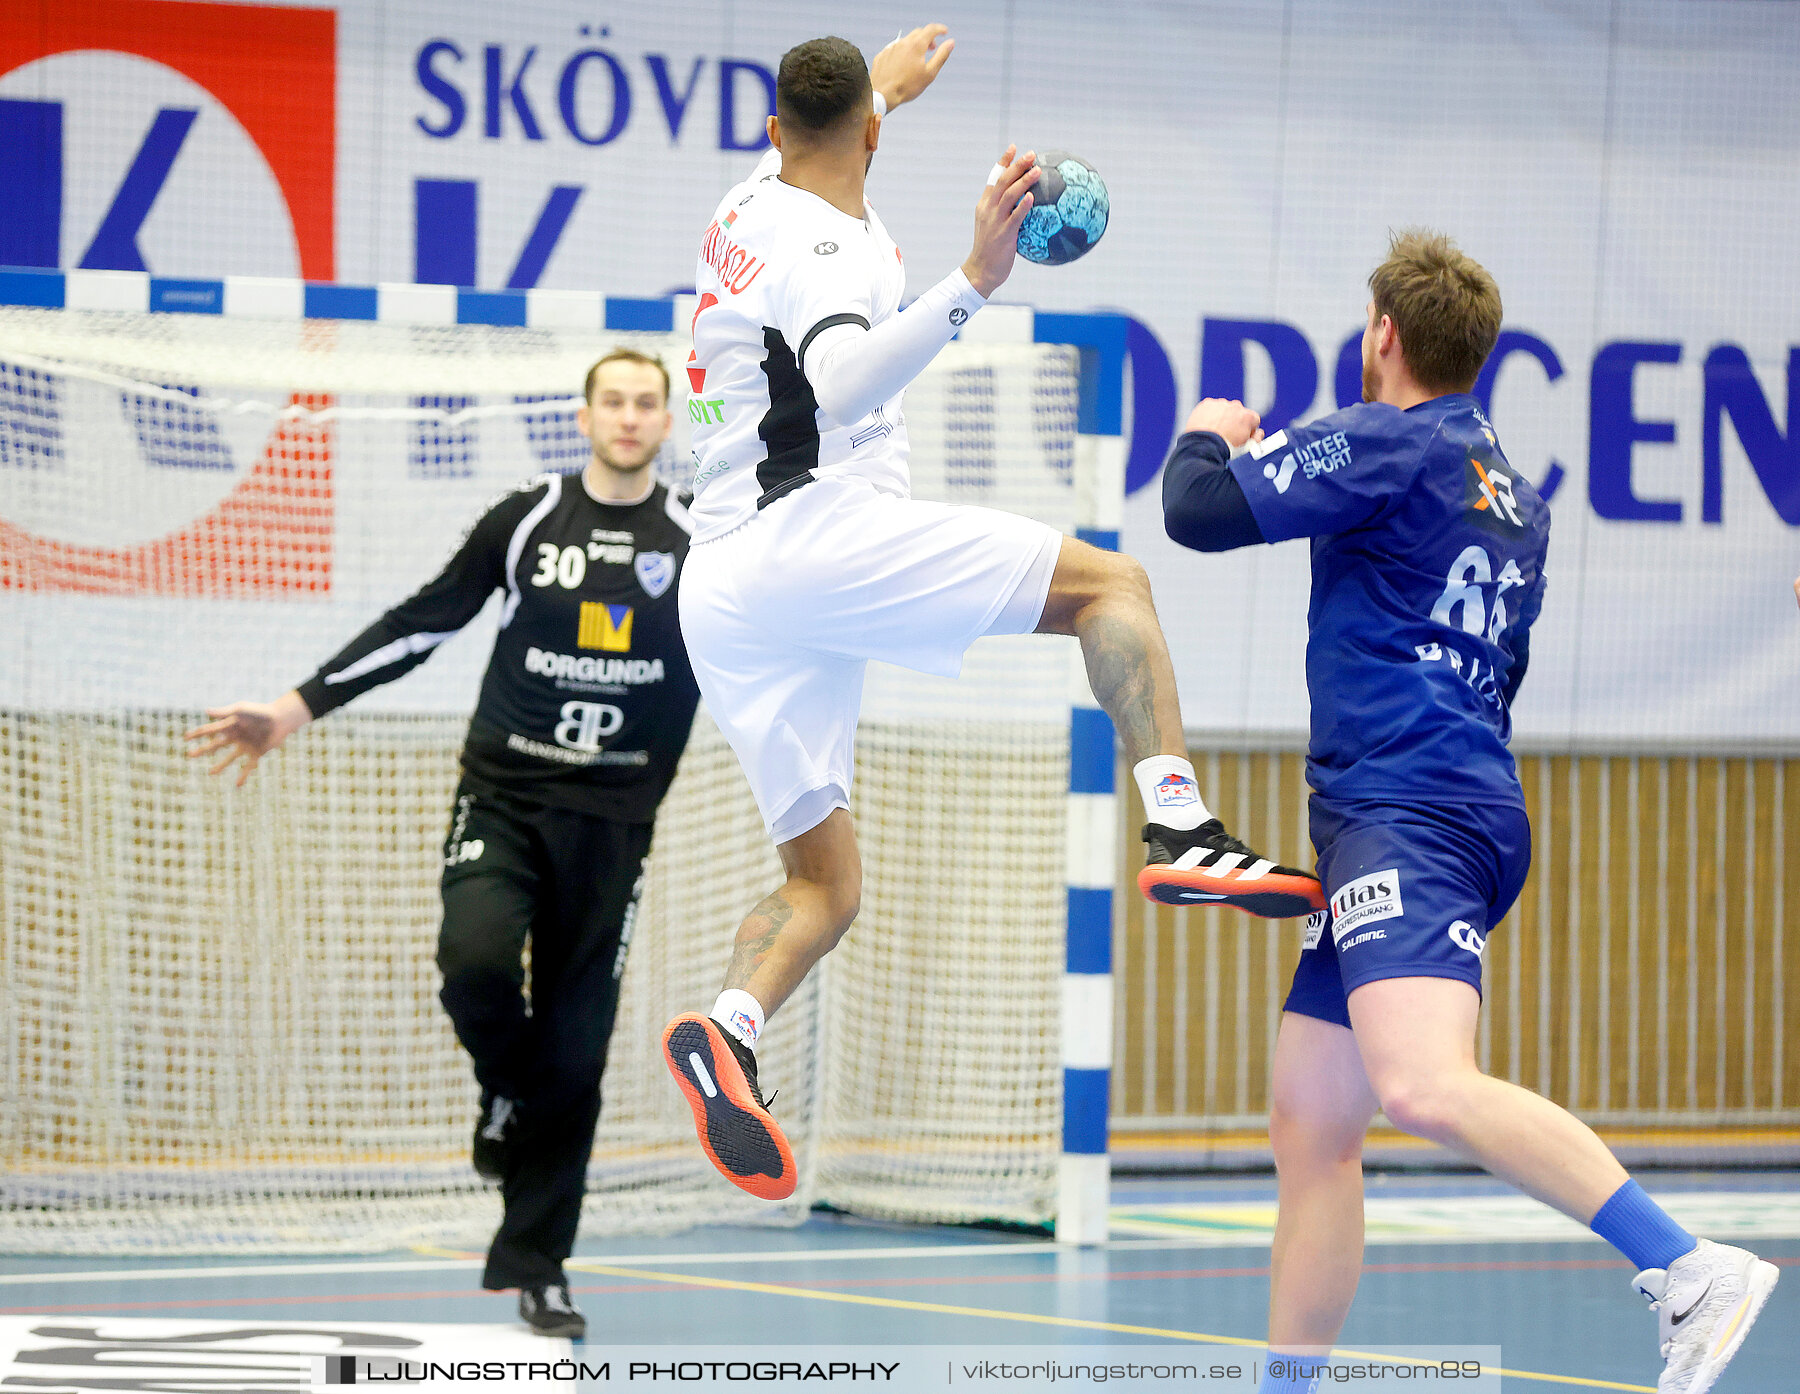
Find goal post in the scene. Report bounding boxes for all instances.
[963,307,1129,1247]
[0,267,1125,1254]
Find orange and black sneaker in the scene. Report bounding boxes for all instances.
[661,1013,797,1201]
[1138,819,1325,918]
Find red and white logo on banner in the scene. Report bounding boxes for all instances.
[0,0,336,597]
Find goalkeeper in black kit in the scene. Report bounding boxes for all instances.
[185,350,698,1338]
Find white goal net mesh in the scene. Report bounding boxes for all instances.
[0,306,1082,1254]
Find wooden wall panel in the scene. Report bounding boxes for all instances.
[1115,750,1800,1138]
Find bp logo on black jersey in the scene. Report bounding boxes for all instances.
[1465,449,1524,534]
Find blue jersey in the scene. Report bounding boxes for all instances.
[1228,393,1549,806]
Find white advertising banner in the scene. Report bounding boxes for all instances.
[2,0,1796,742]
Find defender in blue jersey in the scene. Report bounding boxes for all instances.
[1159,233,1776,1394]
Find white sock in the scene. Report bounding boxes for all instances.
[1133,755,1212,830]
[711,990,766,1048]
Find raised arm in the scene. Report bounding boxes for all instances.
[183,485,536,784]
[1213,399,1414,545]
[869,23,956,110]
[1162,399,1269,552]
[748,24,954,186]
[799,146,1037,427]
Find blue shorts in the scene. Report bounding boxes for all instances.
[1284,795,1531,1030]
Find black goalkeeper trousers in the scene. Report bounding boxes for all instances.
[435,779,653,1291]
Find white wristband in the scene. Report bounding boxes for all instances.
[873,90,888,118]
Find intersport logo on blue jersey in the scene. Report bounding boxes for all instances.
[1126,317,1798,532]
[1144,320,1792,529]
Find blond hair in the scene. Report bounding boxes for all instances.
[1368,230,1502,393]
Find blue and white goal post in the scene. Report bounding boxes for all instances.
[965,306,1127,1246]
[0,267,1127,1244]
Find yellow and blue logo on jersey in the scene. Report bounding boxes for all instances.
[577,602,633,652]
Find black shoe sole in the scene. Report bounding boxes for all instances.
[1138,866,1324,919]
[662,1014,796,1200]
[524,1315,587,1338]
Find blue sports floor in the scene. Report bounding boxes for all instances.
[4,1173,1796,1392]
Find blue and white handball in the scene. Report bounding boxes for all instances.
[1017,151,1109,265]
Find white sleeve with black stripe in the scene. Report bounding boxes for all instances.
[802,270,987,427]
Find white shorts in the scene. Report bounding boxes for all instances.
[679,475,1064,844]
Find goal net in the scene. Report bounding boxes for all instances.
[0,304,1082,1254]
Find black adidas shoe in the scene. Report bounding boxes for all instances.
[1137,819,1324,918]
[661,1013,797,1200]
[519,1283,586,1339]
[472,1094,520,1182]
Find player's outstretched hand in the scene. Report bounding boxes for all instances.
[1184,398,1263,451]
[870,24,955,109]
[963,145,1039,299]
[183,691,312,786]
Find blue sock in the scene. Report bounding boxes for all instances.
[1590,1179,1697,1271]
[1259,1357,1322,1394]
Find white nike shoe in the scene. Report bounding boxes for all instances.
[1633,1238,1780,1393]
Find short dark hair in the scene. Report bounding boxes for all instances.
[1368,230,1503,394]
[584,348,670,405]
[775,36,871,137]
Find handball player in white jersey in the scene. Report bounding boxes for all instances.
[662,26,1323,1200]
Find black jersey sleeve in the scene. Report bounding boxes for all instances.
[1162,431,1268,552]
[296,485,545,719]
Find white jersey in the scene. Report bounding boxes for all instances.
[685,152,910,541]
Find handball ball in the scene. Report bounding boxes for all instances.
[1018,151,1109,265]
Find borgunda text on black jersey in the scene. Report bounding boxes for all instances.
[297,474,699,822]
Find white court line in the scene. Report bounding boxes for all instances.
[1,1240,1070,1288]
[1108,1192,1800,1246]
[12,1191,1797,1289]
[0,1257,479,1288]
[0,1236,1265,1289]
